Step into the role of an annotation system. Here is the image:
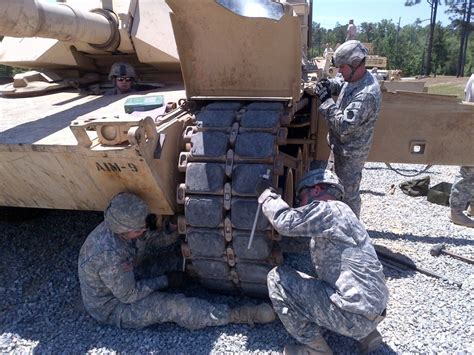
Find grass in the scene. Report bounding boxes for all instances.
[427,84,465,99]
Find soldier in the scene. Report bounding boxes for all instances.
[256,169,389,354]
[463,73,474,102]
[449,74,474,228]
[78,192,275,329]
[309,40,382,218]
[323,43,333,59]
[370,67,383,81]
[107,62,137,95]
[450,166,474,228]
[346,19,357,41]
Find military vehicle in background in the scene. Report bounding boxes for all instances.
[312,41,427,93]
[1,0,473,296]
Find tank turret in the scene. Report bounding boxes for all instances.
[0,0,181,95]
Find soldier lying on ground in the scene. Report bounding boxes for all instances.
[256,169,389,354]
[78,192,275,329]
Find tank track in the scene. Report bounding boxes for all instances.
[176,101,294,297]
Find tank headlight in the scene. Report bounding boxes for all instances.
[100,125,118,141]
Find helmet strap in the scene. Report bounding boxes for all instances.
[347,63,360,82]
[347,58,365,82]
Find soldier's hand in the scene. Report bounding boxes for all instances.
[315,79,331,103]
[166,271,186,288]
[146,213,158,231]
[256,178,275,196]
[304,81,317,96]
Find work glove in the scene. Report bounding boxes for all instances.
[166,271,186,288]
[146,213,158,231]
[163,216,178,234]
[314,79,331,103]
[303,81,317,96]
[256,177,276,195]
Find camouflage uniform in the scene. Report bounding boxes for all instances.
[319,71,382,217]
[260,190,389,344]
[78,193,233,330]
[450,76,474,218]
[450,166,474,212]
[134,225,182,280]
[104,87,136,96]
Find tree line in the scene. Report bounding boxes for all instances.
[310,0,473,77]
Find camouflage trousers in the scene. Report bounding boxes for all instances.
[450,166,474,211]
[334,152,366,218]
[267,266,378,344]
[107,292,231,330]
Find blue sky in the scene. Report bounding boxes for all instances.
[313,0,452,28]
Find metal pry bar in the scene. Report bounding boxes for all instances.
[247,169,271,250]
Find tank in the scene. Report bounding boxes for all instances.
[1,0,473,297]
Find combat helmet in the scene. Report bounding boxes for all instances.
[108,62,137,80]
[104,192,149,234]
[332,40,368,68]
[296,169,344,200]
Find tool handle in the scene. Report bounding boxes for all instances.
[414,265,463,288]
[444,250,474,265]
[262,169,271,180]
[377,249,463,288]
[247,203,261,249]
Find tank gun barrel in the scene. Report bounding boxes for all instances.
[0,0,119,51]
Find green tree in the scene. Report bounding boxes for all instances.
[372,20,399,68]
[397,24,427,75]
[310,7,470,77]
[359,22,376,42]
[432,22,448,75]
[312,23,346,57]
[446,0,473,76]
[405,0,440,75]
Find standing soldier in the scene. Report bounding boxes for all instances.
[256,169,389,354]
[346,19,357,41]
[449,73,474,228]
[78,192,275,329]
[309,40,382,218]
[323,43,334,59]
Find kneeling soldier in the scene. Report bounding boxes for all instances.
[257,169,389,354]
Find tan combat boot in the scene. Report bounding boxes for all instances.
[283,336,333,355]
[229,303,276,326]
[358,329,383,354]
[449,209,474,228]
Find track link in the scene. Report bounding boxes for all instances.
[176,101,292,297]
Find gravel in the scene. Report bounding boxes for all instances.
[1,163,473,354]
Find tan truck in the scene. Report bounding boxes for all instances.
[1,0,472,296]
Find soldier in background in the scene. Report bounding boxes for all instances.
[308,40,382,218]
[323,43,333,59]
[78,192,275,329]
[256,169,389,354]
[370,67,384,81]
[449,73,474,228]
[346,19,357,41]
[106,62,137,95]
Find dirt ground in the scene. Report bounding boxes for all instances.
[416,75,469,88]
